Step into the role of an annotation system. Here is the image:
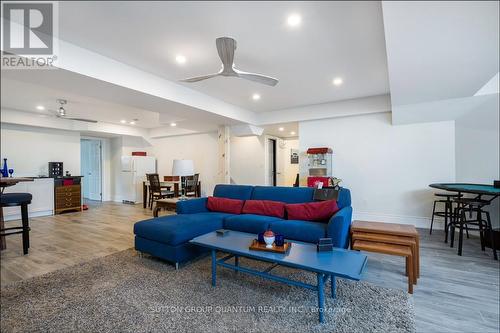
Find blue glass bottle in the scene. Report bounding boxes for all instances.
[1,159,8,177]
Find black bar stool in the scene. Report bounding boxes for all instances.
[430,193,462,242]
[449,197,498,260]
[0,193,32,255]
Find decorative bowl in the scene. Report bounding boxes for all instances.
[263,230,275,248]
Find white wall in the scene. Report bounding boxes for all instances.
[455,97,499,183]
[455,96,500,226]
[150,132,219,196]
[299,112,455,228]
[230,136,299,187]
[281,138,300,187]
[230,136,266,185]
[0,123,80,176]
[110,137,125,202]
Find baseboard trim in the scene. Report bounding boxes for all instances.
[353,212,444,230]
[111,196,143,204]
[3,209,54,222]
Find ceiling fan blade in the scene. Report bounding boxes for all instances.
[216,37,236,69]
[53,113,95,123]
[180,37,279,86]
[180,73,220,83]
[66,118,98,123]
[235,70,279,86]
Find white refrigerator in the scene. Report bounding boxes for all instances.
[121,156,156,204]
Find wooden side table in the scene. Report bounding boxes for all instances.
[351,220,420,294]
[153,198,181,217]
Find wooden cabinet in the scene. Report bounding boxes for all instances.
[54,183,82,214]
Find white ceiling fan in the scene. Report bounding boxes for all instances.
[48,99,98,123]
[180,37,279,86]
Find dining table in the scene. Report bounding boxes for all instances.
[0,177,34,250]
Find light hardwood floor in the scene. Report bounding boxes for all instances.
[0,201,162,284]
[1,202,499,332]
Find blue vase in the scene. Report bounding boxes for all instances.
[1,159,7,177]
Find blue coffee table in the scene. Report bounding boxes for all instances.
[190,231,367,323]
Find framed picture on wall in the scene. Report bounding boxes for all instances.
[290,149,299,164]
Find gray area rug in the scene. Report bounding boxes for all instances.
[1,249,415,333]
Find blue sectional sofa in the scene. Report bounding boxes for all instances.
[134,184,352,267]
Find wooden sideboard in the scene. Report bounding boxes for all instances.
[54,177,82,214]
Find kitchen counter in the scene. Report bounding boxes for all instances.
[2,178,55,221]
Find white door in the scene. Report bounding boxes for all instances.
[81,139,102,201]
[81,140,90,198]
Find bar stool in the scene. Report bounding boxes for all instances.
[0,193,32,255]
[430,193,462,242]
[449,197,498,260]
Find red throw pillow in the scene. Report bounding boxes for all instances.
[206,196,244,214]
[286,200,339,222]
[242,200,286,218]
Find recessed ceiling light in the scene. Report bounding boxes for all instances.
[129,121,136,125]
[175,54,187,64]
[332,77,343,86]
[278,127,284,132]
[120,120,127,124]
[36,105,45,110]
[170,122,177,127]
[252,93,261,101]
[290,131,296,135]
[287,14,302,27]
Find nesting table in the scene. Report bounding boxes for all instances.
[351,220,420,294]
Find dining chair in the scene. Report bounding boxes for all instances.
[146,173,173,209]
[184,173,200,197]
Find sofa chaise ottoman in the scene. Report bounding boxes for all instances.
[134,184,352,268]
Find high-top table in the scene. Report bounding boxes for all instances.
[429,183,500,198]
[430,183,500,257]
[190,231,367,323]
[0,177,34,250]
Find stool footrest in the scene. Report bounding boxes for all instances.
[0,230,27,236]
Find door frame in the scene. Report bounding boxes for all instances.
[80,137,103,201]
[264,135,282,186]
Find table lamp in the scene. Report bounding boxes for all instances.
[172,159,194,200]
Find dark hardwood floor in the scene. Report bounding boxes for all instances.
[1,202,498,332]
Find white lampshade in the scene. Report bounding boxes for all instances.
[172,159,194,177]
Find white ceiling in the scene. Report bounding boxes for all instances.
[382,1,499,107]
[1,77,159,127]
[58,1,390,112]
[263,122,299,139]
[3,1,497,135]
[0,68,241,131]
